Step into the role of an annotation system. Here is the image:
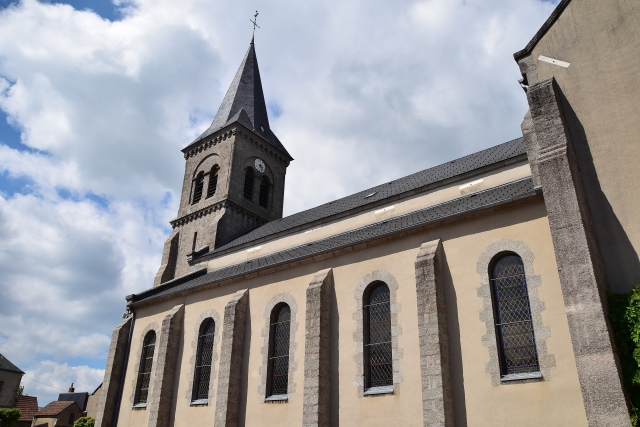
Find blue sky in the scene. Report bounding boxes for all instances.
[0,0,559,405]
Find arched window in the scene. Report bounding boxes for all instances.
[266,304,291,397]
[192,318,215,402]
[259,176,270,208]
[490,253,540,377]
[243,168,255,201]
[134,331,156,405]
[206,166,219,199]
[364,282,392,389]
[192,172,204,204]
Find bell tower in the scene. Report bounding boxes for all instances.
[154,38,292,286]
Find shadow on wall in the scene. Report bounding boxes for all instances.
[442,251,468,427]
[169,315,186,427]
[558,90,640,294]
[239,291,252,427]
[330,283,341,426]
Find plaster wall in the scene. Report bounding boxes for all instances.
[519,0,640,292]
[0,370,22,408]
[120,201,588,427]
[206,162,532,271]
[85,386,103,419]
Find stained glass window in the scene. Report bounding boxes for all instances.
[192,318,215,401]
[490,254,540,376]
[267,304,291,396]
[364,282,392,389]
[134,331,156,404]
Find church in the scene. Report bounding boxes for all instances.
[94,0,639,426]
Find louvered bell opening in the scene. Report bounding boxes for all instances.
[193,175,204,204]
[491,255,540,376]
[268,305,291,396]
[365,284,393,388]
[135,332,156,404]
[193,319,215,400]
[207,167,219,199]
[244,168,255,201]
[259,176,270,208]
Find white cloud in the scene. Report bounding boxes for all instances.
[23,361,104,406]
[0,0,557,406]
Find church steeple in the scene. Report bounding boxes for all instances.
[155,38,291,286]
[192,39,291,159]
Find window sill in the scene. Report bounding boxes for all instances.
[190,399,208,406]
[364,385,394,396]
[501,372,542,382]
[132,403,147,409]
[264,394,288,403]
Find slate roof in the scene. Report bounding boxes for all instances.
[186,38,291,159]
[15,395,39,422]
[132,176,538,305]
[35,400,78,417]
[0,353,24,374]
[57,392,88,412]
[199,137,527,259]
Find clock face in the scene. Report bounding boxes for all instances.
[254,158,266,173]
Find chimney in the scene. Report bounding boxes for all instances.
[68,383,74,393]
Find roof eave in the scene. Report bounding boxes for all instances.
[513,0,573,61]
[130,178,541,307]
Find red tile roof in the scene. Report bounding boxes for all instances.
[15,395,38,421]
[34,400,79,417]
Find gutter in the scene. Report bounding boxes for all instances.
[111,305,135,427]
[130,178,542,307]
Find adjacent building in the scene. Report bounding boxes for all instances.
[15,395,39,427]
[33,401,82,427]
[94,0,638,426]
[0,353,24,409]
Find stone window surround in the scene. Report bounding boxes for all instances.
[476,239,555,386]
[185,309,222,406]
[352,270,404,397]
[129,322,160,408]
[189,153,221,206]
[258,293,299,403]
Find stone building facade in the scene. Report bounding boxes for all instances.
[95,1,638,426]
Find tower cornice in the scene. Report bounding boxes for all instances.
[170,198,268,229]
[182,123,291,166]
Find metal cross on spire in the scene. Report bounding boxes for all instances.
[250,11,260,37]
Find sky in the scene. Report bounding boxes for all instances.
[0,0,558,405]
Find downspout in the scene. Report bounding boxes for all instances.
[112,302,136,427]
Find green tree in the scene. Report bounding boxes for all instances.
[0,408,22,427]
[15,386,23,396]
[608,284,640,426]
[73,416,95,427]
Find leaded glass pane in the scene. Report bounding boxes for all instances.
[268,305,290,396]
[364,283,392,389]
[135,331,156,404]
[491,254,540,376]
[193,319,215,400]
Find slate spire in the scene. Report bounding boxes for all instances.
[193,38,291,158]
